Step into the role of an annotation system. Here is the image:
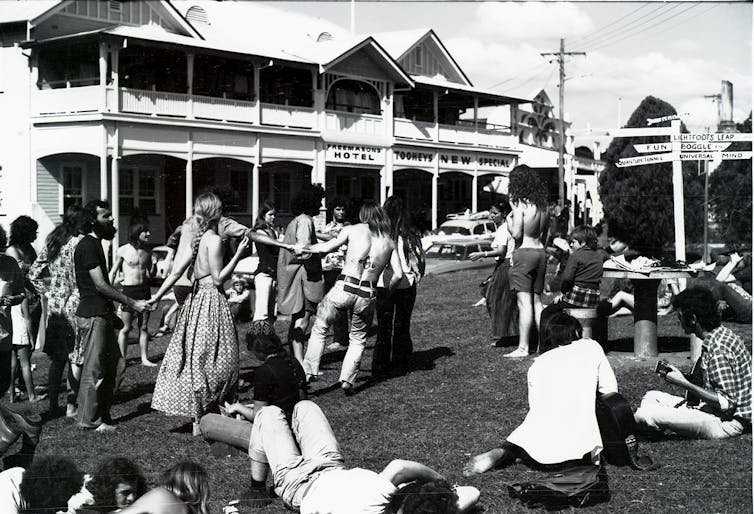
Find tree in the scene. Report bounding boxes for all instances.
[598,96,705,257]
[709,113,752,248]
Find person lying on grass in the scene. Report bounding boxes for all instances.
[244,400,480,513]
[198,325,308,458]
[634,286,751,439]
[464,311,618,475]
[118,461,210,514]
[87,457,147,512]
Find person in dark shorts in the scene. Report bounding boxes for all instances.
[506,165,548,357]
[110,219,157,367]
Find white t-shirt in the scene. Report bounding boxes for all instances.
[507,338,618,465]
[0,467,24,514]
[300,468,397,514]
[491,224,514,261]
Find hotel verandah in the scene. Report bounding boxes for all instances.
[0,0,601,253]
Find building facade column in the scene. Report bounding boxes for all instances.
[100,123,108,200]
[185,137,193,219]
[471,169,478,213]
[186,52,194,119]
[110,154,120,263]
[98,41,108,110]
[252,135,261,222]
[431,154,439,230]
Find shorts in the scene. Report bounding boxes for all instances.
[120,285,151,313]
[509,248,547,294]
[173,285,193,306]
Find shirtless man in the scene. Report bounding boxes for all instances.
[506,165,548,357]
[110,219,157,367]
[300,201,402,394]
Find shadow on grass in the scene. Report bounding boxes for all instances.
[607,336,691,353]
[114,382,157,404]
[112,401,153,424]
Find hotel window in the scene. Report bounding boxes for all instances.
[119,167,159,215]
[229,169,250,214]
[61,164,84,212]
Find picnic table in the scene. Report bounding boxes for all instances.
[603,267,695,357]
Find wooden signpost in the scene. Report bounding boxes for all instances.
[609,119,752,264]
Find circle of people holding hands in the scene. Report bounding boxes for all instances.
[0,164,750,513]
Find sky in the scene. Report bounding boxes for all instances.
[259,1,752,145]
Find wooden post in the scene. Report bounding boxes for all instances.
[670,120,686,263]
[633,279,660,357]
[185,138,193,219]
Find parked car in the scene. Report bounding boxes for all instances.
[151,245,175,284]
[421,212,496,250]
[424,239,496,276]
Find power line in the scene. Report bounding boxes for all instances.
[571,3,651,46]
[584,3,698,53]
[486,62,551,90]
[575,3,674,47]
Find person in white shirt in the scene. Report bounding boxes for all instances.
[463,311,618,475]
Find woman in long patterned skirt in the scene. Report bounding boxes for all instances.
[470,198,518,346]
[151,193,249,435]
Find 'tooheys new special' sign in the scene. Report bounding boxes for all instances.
[392,148,515,172]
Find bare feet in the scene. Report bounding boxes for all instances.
[341,381,355,396]
[463,449,506,477]
[141,358,158,367]
[503,348,528,358]
[66,405,78,418]
[94,423,116,433]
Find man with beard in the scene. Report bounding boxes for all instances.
[75,201,149,432]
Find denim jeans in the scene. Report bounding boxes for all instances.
[372,285,416,375]
[250,401,344,509]
[303,281,375,385]
[76,315,119,428]
[634,390,745,439]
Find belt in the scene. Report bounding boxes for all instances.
[338,274,377,288]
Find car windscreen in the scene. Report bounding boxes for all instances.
[426,244,466,260]
[437,224,470,236]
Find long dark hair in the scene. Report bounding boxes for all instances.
[252,201,276,230]
[383,196,421,256]
[45,205,81,261]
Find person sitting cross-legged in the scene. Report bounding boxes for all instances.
[464,312,618,476]
[244,400,480,513]
[634,286,751,439]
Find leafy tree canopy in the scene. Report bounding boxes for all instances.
[598,96,704,257]
[709,113,752,249]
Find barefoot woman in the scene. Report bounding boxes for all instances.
[151,193,249,434]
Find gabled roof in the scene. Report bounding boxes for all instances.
[371,28,472,87]
[12,0,202,39]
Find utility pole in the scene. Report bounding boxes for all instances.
[541,39,585,208]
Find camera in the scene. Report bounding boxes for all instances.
[655,360,672,375]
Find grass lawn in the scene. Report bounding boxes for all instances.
[10,268,753,513]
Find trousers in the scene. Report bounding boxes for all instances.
[303,281,375,385]
[76,315,119,428]
[634,390,745,439]
[250,401,344,509]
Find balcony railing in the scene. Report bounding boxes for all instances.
[324,110,384,136]
[193,94,256,124]
[32,86,517,148]
[260,103,315,129]
[34,84,101,115]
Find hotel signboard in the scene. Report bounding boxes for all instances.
[392,148,516,173]
[326,144,385,166]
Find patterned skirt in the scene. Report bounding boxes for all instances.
[152,283,239,419]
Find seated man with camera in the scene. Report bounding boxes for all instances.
[634,287,751,439]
